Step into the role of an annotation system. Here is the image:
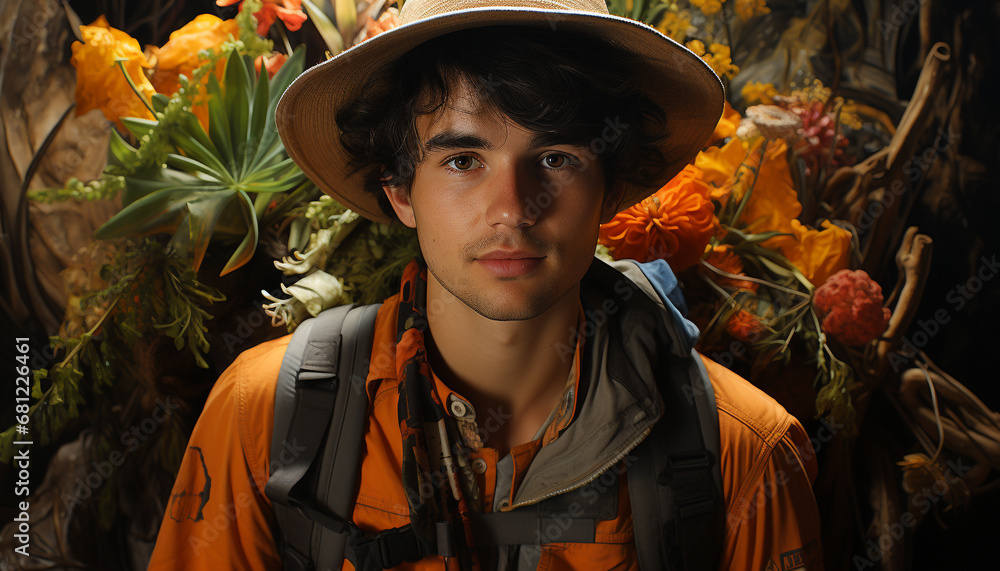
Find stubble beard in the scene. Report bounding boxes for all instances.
[424,232,570,322]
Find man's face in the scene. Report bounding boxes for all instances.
[383,79,621,321]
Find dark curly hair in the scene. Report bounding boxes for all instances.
[335,25,671,222]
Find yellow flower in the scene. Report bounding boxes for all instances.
[784,220,851,287]
[656,10,693,41]
[741,81,778,105]
[150,14,239,130]
[70,16,155,128]
[689,0,724,16]
[710,101,742,144]
[686,39,706,56]
[688,41,739,79]
[735,0,770,20]
[694,138,850,285]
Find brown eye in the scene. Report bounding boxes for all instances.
[543,154,568,169]
[447,155,480,171]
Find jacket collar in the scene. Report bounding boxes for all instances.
[505,257,698,508]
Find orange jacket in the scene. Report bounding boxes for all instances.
[149,277,822,571]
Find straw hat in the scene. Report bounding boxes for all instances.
[276,0,724,224]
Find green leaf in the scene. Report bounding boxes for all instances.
[631,0,645,19]
[166,153,227,181]
[31,370,46,399]
[220,190,259,276]
[302,0,344,54]
[0,426,17,463]
[121,117,158,141]
[95,187,231,240]
[242,64,271,178]
[108,129,140,167]
[252,46,306,167]
[151,93,171,114]
[242,157,298,184]
[206,74,235,169]
[647,3,671,27]
[168,124,230,180]
[122,169,205,206]
[224,51,252,173]
[167,190,239,271]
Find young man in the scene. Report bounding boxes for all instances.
[149,1,823,569]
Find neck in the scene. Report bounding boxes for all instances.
[424,274,580,452]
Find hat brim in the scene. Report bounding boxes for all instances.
[276,7,724,224]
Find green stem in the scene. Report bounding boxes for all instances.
[699,257,810,299]
[115,59,156,117]
[56,293,123,369]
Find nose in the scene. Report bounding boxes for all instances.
[483,162,538,229]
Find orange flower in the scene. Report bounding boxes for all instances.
[150,15,239,129]
[725,309,765,343]
[599,165,716,271]
[255,52,288,78]
[704,245,758,292]
[218,0,307,36]
[70,16,155,128]
[710,101,741,145]
[366,8,401,39]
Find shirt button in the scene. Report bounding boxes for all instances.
[450,400,468,418]
[472,458,488,474]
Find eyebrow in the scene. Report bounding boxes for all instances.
[422,130,582,155]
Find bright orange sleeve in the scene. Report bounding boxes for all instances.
[147,335,291,570]
[702,356,824,571]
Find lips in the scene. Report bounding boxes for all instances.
[475,249,545,278]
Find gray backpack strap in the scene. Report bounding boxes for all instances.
[266,303,381,571]
[629,348,724,571]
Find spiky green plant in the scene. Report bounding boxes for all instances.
[94,46,311,275]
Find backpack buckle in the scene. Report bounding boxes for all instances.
[347,523,426,569]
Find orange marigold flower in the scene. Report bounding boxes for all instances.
[150,15,239,129]
[725,309,765,344]
[70,16,155,128]
[255,52,288,78]
[599,165,716,271]
[704,245,758,292]
[218,0,307,36]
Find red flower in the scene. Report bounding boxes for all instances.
[217,0,307,36]
[813,269,891,346]
[255,52,288,78]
